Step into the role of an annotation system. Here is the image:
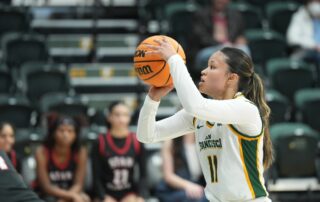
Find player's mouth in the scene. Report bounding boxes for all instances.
[200,76,205,83]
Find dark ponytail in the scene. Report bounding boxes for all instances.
[221,47,273,169]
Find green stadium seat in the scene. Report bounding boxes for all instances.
[266,89,290,125]
[266,1,299,36]
[19,62,69,103]
[266,58,315,100]
[164,2,198,49]
[40,92,90,120]
[1,33,49,70]
[245,29,287,65]
[270,123,320,179]
[229,2,263,30]
[0,7,29,40]
[0,69,13,95]
[0,95,36,129]
[295,88,320,132]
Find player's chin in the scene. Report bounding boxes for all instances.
[198,82,205,93]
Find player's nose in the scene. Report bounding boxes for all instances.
[201,68,208,76]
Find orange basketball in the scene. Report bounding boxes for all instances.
[133,35,186,87]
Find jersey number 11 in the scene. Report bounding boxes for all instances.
[207,155,218,183]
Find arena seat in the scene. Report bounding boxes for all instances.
[270,122,320,179]
[0,95,36,129]
[229,2,263,30]
[266,89,291,125]
[0,69,13,95]
[164,2,198,49]
[19,62,69,103]
[295,88,320,132]
[1,33,49,71]
[266,1,299,37]
[0,6,29,41]
[39,92,90,119]
[266,58,315,100]
[246,29,286,65]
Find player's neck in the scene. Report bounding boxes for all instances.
[221,88,238,100]
[110,128,129,138]
[53,145,70,156]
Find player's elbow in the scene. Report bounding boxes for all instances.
[184,103,200,117]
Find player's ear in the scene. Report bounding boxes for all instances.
[228,72,239,83]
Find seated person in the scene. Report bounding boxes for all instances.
[192,0,249,54]
[287,0,320,64]
[156,133,207,202]
[92,101,146,202]
[0,122,21,173]
[35,113,90,202]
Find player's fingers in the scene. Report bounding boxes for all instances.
[162,37,168,42]
[145,44,158,50]
[153,38,163,45]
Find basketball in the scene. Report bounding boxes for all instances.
[133,35,186,87]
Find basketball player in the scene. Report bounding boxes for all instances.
[92,101,146,202]
[0,122,21,172]
[0,150,43,202]
[35,114,89,202]
[137,39,273,202]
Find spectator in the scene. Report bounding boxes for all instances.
[156,133,207,202]
[92,101,146,202]
[287,0,320,63]
[35,113,89,202]
[192,0,249,55]
[0,122,21,173]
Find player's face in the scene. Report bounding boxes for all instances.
[0,124,15,152]
[199,51,231,98]
[108,104,131,130]
[54,124,76,148]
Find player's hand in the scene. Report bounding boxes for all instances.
[148,84,174,102]
[70,193,84,202]
[145,37,176,61]
[104,195,117,202]
[184,182,204,199]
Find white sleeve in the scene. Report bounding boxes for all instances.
[168,55,262,132]
[137,95,195,144]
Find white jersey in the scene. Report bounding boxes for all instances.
[137,55,271,202]
[193,114,267,201]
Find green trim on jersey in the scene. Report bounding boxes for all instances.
[206,121,215,128]
[192,117,197,127]
[240,138,267,198]
[229,124,263,139]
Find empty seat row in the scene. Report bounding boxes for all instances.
[266,88,320,132]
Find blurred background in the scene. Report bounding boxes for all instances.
[0,0,320,202]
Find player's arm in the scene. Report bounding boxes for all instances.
[146,39,261,128]
[169,54,260,124]
[137,95,195,143]
[35,146,77,201]
[69,146,87,193]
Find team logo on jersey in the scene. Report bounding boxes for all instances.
[199,134,222,151]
